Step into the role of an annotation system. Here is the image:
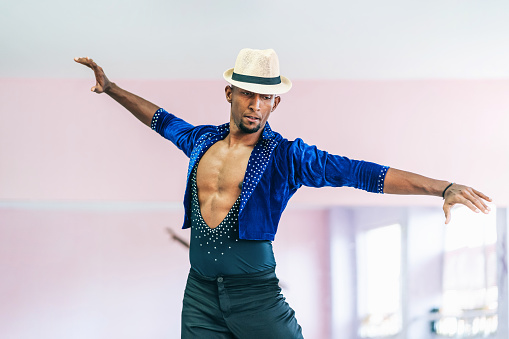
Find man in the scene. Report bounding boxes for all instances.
[75,48,491,339]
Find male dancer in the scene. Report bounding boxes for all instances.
[75,48,491,339]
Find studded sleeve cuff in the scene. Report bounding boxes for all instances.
[150,108,165,131]
[377,166,389,194]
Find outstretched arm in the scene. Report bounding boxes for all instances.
[383,168,492,224]
[74,57,159,127]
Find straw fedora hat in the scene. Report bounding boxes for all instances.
[223,48,292,95]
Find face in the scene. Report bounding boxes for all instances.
[225,85,280,134]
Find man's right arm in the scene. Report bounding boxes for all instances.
[74,57,159,127]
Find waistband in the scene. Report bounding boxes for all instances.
[189,267,277,285]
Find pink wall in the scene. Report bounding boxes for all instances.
[275,207,331,339]
[1,78,507,205]
[0,208,188,338]
[0,205,330,339]
[1,78,507,338]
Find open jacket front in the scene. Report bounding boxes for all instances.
[151,108,389,241]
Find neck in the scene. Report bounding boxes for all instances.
[226,122,264,147]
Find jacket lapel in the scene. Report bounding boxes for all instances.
[186,122,278,215]
[187,123,230,180]
[239,123,278,214]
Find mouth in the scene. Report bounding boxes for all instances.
[244,115,260,123]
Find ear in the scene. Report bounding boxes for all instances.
[225,85,233,103]
[271,96,281,112]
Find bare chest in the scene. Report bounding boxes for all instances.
[196,141,253,199]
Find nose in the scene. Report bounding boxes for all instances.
[249,94,262,111]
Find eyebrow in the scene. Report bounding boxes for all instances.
[244,91,273,96]
[236,88,275,97]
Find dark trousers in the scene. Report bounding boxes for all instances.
[181,268,304,339]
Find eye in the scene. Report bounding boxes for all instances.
[264,95,272,100]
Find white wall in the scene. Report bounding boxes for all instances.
[1,0,509,80]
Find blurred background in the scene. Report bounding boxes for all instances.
[1,0,508,338]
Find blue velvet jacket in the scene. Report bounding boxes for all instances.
[151,108,389,241]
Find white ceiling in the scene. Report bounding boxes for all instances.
[1,0,508,80]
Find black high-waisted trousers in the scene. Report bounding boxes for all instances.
[181,268,304,339]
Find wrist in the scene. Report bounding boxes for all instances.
[422,179,450,197]
[442,183,454,199]
[104,82,116,95]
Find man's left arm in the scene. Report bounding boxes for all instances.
[383,168,492,224]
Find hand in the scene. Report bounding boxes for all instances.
[74,57,112,93]
[443,184,492,224]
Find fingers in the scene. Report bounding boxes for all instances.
[74,56,99,71]
[74,56,92,68]
[461,194,482,214]
[443,204,452,224]
[446,185,491,213]
[462,188,490,214]
[443,184,493,224]
[444,196,477,220]
[75,56,106,93]
[443,196,480,224]
[74,56,93,63]
[472,188,492,203]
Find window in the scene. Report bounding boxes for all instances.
[433,205,497,337]
[357,223,402,338]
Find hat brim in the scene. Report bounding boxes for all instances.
[223,68,292,95]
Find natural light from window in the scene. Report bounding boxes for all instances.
[434,204,497,337]
[358,223,402,338]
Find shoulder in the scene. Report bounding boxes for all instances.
[195,122,229,141]
[275,136,315,153]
